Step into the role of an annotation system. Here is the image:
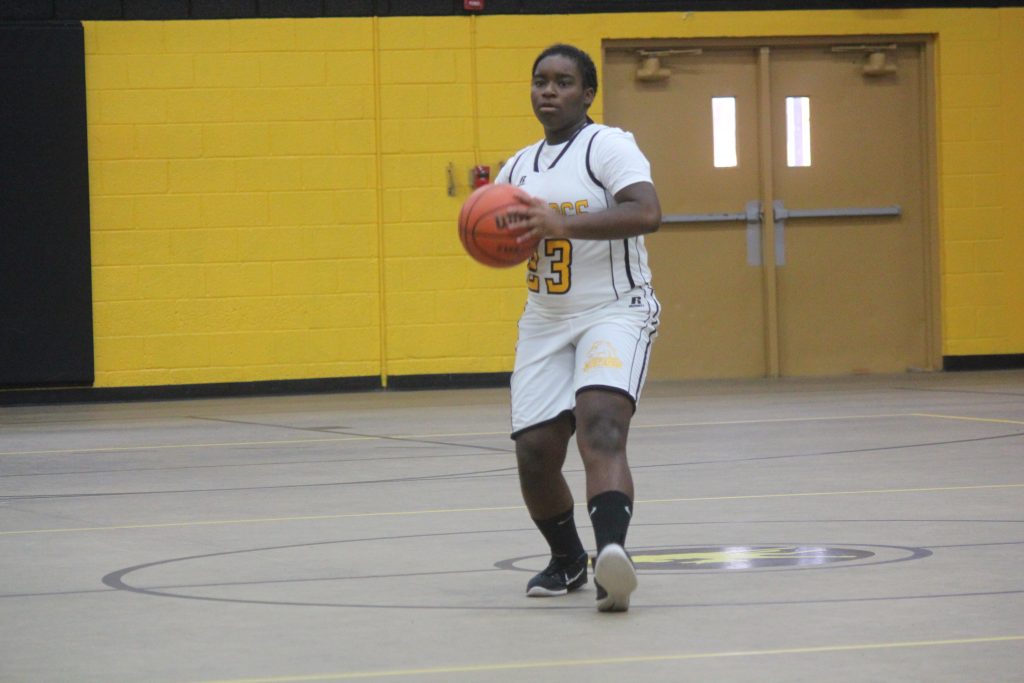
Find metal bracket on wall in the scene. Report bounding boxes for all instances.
[771,200,901,266]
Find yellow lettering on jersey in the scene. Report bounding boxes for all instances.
[526,201,588,295]
[544,239,571,294]
[526,251,540,292]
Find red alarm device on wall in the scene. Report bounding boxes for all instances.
[465,0,484,10]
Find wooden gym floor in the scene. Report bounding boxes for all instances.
[1,370,1022,682]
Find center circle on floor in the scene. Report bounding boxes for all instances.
[496,543,930,574]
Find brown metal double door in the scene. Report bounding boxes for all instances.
[604,39,938,379]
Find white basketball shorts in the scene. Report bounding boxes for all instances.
[510,285,660,438]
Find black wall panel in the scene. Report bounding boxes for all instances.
[0,23,94,387]
[2,0,1022,20]
[123,0,188,19]
[54,0,121,19]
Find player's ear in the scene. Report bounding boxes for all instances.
[583,87,595,108]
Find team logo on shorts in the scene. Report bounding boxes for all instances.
[584,340,623,371]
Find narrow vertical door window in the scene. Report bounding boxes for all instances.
[786,96,811,167]
[712,97,738,168]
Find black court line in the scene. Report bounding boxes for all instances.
[3,519,1020,601]
[629,430,1024,471]
[0,447,513,479]
[4,428,1021,501]
[0,464,520,501]
[97,528,1023,611]
[893,385,1024,398]
[189,415,513,453]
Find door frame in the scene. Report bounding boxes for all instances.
[603,35,942,375]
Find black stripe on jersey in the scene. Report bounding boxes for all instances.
[634,337,653,397]
[533,122,590,172]
[623,238,636,288]
[629,237,652,288]
[585,129,604,189]
[506,150,527,186]
[646,284,662,332]
[606,242,621,300]
[630,286,660,396]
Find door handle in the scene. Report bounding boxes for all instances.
[662,211,748,223]
[662,201,764,266]
[772,200,901,266]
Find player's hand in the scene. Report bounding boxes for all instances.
[508,197,567,244]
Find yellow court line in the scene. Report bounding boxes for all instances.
[190,635,1024,683]
[3,483,1020,537]
[0,505,526,536]
[0,435,380,458]
[912,412,1024,426]
[640,482,1024,506]
[634,412,911,429]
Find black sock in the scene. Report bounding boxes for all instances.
[588,490,633,552]
[532,507,586,562]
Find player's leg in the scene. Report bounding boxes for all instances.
[514,414,589,597]
[511,310,588,597]
[575,389,639,611]
[513,414,588,595]
[514,414,574,518]
[575,388,634,501]
[572,289,658,611]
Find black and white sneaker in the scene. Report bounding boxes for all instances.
[526,552,588,597]
[593,543,637,612]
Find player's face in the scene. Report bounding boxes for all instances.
[531,54,595,144]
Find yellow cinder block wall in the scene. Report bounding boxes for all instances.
[83,8,1024,388]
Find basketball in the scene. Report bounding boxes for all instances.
[458,183,538,268]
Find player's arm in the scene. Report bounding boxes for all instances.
[513,181,661,243]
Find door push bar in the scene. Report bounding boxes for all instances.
[772,200,901,266]
[662,201,764,266]
[661,201,901,267]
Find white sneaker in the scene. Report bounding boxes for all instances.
[593,543,637,612]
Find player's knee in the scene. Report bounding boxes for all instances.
[515,434,561,476]
[577,413,627,456]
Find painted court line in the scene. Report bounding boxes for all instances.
[0,411,993,458]
[189,635,1024,682]
[912,412,1024,426]
[635,412,910,429]
[0,435,386,458]
[2,483,1020,537]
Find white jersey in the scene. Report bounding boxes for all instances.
[496,123,655,314]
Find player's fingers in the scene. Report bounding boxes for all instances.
[504,205,532,225]
[514,227,538,245]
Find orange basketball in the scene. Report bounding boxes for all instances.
[458,183,538,268]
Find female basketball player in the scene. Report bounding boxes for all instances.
[495,44,661,612]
